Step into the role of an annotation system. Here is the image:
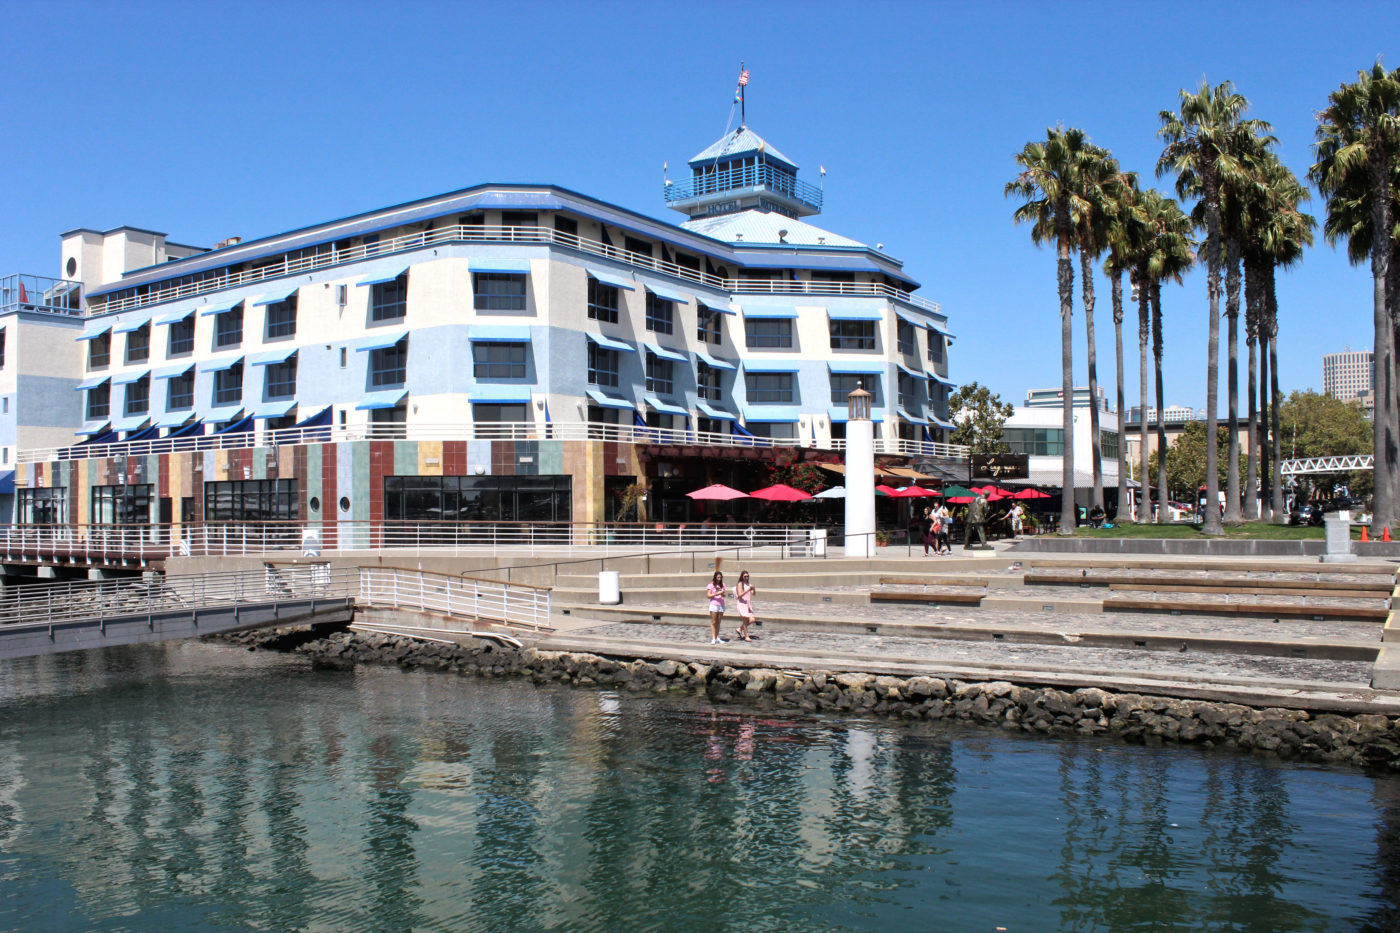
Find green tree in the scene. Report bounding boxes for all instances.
[1311,62,1400,536]
[1277,390,1374,499]
[1159,79,1271,534]
[1147,421,1245,504]
[1007,127,1095,534]
[948,382,1014,454]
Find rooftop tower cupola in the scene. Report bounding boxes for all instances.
[663,67,822,221]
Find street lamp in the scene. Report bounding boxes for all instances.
[844,383,875,558]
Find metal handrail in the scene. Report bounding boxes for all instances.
[664,163,823,210]
[359,566,550,632]
[0,273,83,317]
[85,223,941,317]
[20,420,969,464]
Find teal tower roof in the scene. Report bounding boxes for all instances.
[665,124,822,221]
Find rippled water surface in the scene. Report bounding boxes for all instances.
[2,643,1398,932]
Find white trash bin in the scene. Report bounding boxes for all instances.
[810,528,827,557]
[599,570,621,604]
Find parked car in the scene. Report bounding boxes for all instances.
[1290,504,1322,526]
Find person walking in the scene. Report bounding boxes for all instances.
[935,503,952,555]
[921,507,935,556]
[705,570,729,645]
[1007,502,1025,537]
[734,570,757,642]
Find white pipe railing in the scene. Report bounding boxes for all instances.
[358,566,551,632]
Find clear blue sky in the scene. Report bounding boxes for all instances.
[1,0,1395,414]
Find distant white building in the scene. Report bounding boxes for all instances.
[1003,388,1121,512]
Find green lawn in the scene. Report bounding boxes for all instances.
[1066,521,1328,540]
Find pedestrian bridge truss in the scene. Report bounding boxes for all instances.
[1280,455,1373,477]
[0,564,551,662]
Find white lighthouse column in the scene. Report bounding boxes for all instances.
[843,386,875,558]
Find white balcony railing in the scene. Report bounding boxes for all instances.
[86,224,943,318]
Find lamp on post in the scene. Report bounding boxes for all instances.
[847,384,871,422]
[843,383,876,558]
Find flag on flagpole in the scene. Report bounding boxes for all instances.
[737,69,749,87]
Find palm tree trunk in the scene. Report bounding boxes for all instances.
[1259,330,1271,521]
[1223,235,1243,523]
[1136,271,1150,521]
[1058,228,1076,535]
[1267,263,1285,522]
[1243,251,1260,521]
[1152,281,1169,522]
[1369,153,1396,537]
[1202,174,1224,535]
[1080,250,1104,512]
[1111,269,1127,521]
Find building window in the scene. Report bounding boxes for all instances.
[384,474,572,523]
[697,360,722,401]
[91,484,153,525]
[87,383,110,420]
[168,315,194,356]
[587,277,619,323]
[204,479,298,522]
[0,328,5,368]
[588,343,619,388]
[1002,427,1065,456]
[502,211,538,234]
[645,412,685,431]
[897,320,916,357]
[89,332,111,369]
[645,293,674,335]
[830,320,876,351]
[370,404,407,430]
[214,362,243,406]
[372,274,408,321]
[747,372,795,404]
[745,421,797,440]
[830,374,881,407]
[215,305,243,349]
[697,304,722,344]
[1100,430,1121,460]
[745,318,792,349]
[265,295,298,339]
[125,324,150,364]
[473,341,527,381]
[167,370,194,411]
[697,417,726,435]
[370,339,408,388]
[124,376,150,417]
[473,403,529,423]
[645,353,674,396]
[473,273,526,312]
[898,373,919,411]
[927,335,945,365]
[624,236,653,257]
[554,215,579,237]
[17,487,65,524]
[265,355,298,399]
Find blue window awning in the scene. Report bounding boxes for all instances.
[167,419,205,437]
[203,355,243,373]
[253,400,297,419]
[77,323,110,341]
[828,362,884,375]
[153,365,192,381]
[470,385,532,403]
[214,414,255,435]
[111,369,150,386]
[899,409,927,425]
[252,283,300,306]
[0,471,14,495]
[75,375,110,391]
[199,299,243,317]
[927,372,955,387]
[112,314,153,333]
[827,307,883,322]
[897,362,925,378]
[741,405,801,423]
[294,406,333,428]
[740,305,797,320]
[828,406,887,424]
[644,283,689,304]
[357,267,409,287]
[250,347,298,366]
[645,396,688,416]
[696,400,736,420]
[355,389,407,410]
[694,350,736,371]
[742,359,799,373]
[154,307,195,325]
[352,330,409,352]
[205,405,244,423]
[644,342,687,363]
[155,411,196,427]
[586,333,636,354]
[112,415,150,431]
[586,268,636,291]
[925,319,952,337]
[585,389,635,410]
[930,415,955,430]
[470,325,532,342]
[698,299,738,315]
[77,420,111,436]
[472,258,532,274]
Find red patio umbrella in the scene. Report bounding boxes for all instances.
[889,486,940,498]
[875,484,900,496]
[686,483,749,501]
[945,495,975,504]
[749,483,813,501]
[1012,488,1051,500]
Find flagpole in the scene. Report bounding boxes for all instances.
[739,59,745,125]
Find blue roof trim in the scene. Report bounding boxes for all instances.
[252,283,300,306]
[695,400,736,420]
[252,400,297,418]
[472,258,532,274]
[470,385,532,403]
[741,405,801,423]
[585,388,634,410]
[75,375,110,391]
[828,406,887,424]
[355,389,408,410]
[154,307,195,325]
[470,325,532,342]
[199,300,243,317]
[826,307,883,322]
[351,331,409,352]
[741,359,799,373]
[645,396,688,416]
[250,347,298,366]
[828,362,884,375]
[643,282,689,304]
[202,355,243,373]
[740,305,797,319]
[643,342,687,363]
[586,333,636,353]
[356,267,409,287]
[586,268,637,291]
[694,349,736,371]
[111,369,150,386]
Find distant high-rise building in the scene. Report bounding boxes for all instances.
[1323,349,1373,416]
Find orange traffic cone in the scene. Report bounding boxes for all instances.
[1385,527,1392,543]
[1361,526,1370,542]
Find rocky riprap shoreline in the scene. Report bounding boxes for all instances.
[218,627,1400,771]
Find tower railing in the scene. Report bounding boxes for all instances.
[1,274,84,317]
[664,163,823,212]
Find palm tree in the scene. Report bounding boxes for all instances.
[1007,127,1093,535]
[1103,173,1141,520]
[1159,80,1269,535]
[1311,62,1400,536]
[1144,194,1197,521]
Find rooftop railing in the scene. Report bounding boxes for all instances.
[663,163,823,212]
[85,224,941,317]
[1,273,83,317]
[19,420,968,465]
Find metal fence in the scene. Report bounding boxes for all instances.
[358,566,551,632]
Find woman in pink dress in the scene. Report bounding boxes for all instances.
[734,570,756,642]
[705,571,729,645]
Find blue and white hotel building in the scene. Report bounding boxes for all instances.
[14,124,960,531]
